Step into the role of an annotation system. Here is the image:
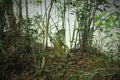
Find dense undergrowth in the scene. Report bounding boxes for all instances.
[0,48,120,80]
[0,0,120,80]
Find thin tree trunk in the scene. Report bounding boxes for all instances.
[18,0,23,36]
[62,0,66,43]
[4,0,17,47]
[0,2,6,40]
[46,0,54,47]
[25,0,29,36]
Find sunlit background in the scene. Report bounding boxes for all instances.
[13,0,120,57]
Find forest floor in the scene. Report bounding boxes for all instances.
[0,49,120,80]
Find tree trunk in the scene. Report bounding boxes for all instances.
[0,2,6,40]
[4,0,17,47]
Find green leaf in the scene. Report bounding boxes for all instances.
[105,23,111,29]
[108,15,115,21]
[94,14,101,20]
[95,21,103,26]
[72,1,80,7]
[36,0,42,4]
[66,0,72,5]
[101,11,106,16]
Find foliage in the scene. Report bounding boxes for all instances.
[64,0,112,52]
[67,70,105,80]
[92,2,120,60]
[36,0,42,5]
[0,0,120,79]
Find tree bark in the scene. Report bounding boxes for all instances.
[4,0,17,47]
[0,1,6,40]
